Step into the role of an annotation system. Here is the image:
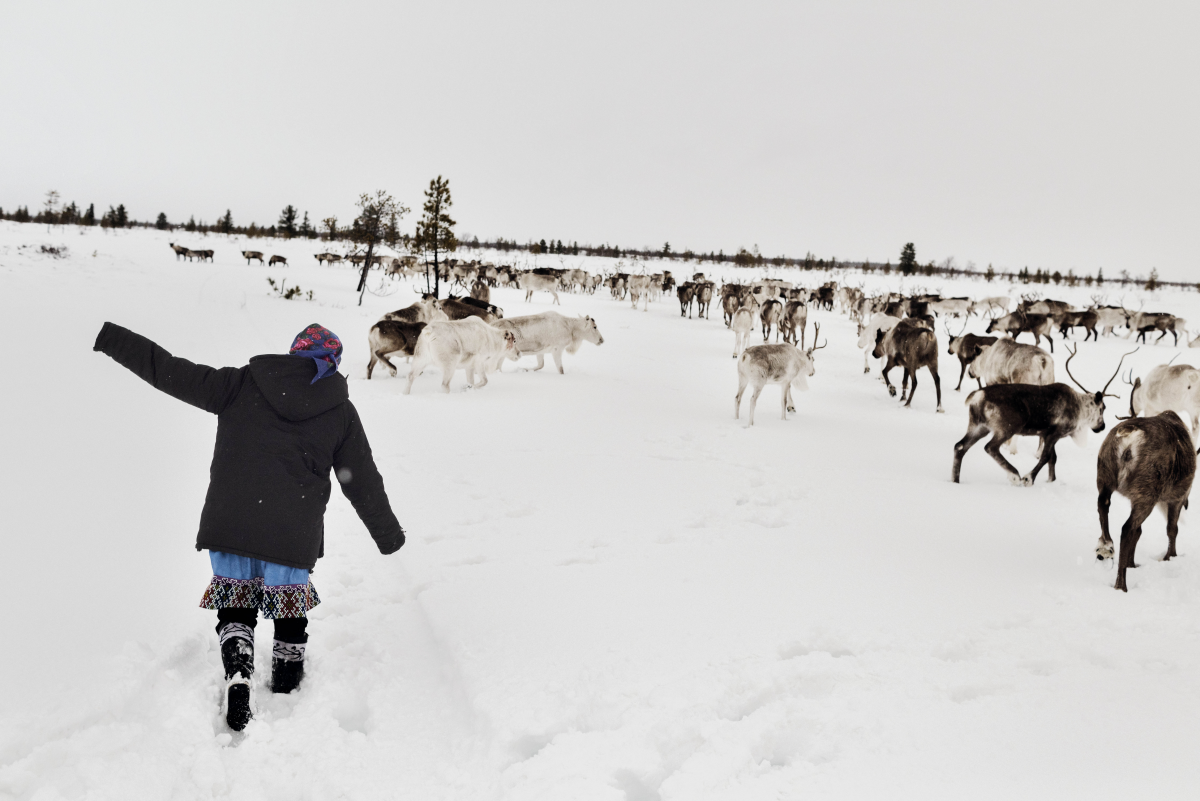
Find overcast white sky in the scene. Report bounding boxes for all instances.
[2,1,1197,278]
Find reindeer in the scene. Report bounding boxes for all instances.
[721,290,741,328]
[731,305,755,359]
[242,251,265,265]
[945,320,998,391]
[677,282,696,318]
[269,255,288,267]
[951,346,1132,485]
[760,299,783,342]
[694,282,714,319]
[873,319,943,412]
[735,324,826,426]
[780,300,808,348]
[169,243,190,261]
[1097,411,1196,591]
[987,310,1056,352]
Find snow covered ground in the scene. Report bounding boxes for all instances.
[3,222,1200,800]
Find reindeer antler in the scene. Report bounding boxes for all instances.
[1102,349,1139,398]
[1063,344,1090,393]
[809,322,827,352]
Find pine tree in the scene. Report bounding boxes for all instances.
[411,176,458,298]
[299,211,313,238]
[185,216,197,232]
[278,205,298,238]
[218,210,234,235]
[349,190,409,304]
[1145,268,1160,292]
[985,264,995,282]
[115,205,128,228]
[322,216,338,241]
[82,204,95,226]
[155,212,169,230]
[899,243,917,276]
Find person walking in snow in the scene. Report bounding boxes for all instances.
[93,322,404,731]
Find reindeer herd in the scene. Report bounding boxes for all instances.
[588,271,1200,594]
[164,240,1200,592]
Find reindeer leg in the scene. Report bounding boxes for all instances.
[955,360,968,392]
[904,368,917,407]
[1026,436,1058,484]
[735,374,749,419]
[1165,501,1183,559]
[1097,486,1115,559]
[1117,501,1155,591]
[747,385,764,426]
[931,365,943,412]
[984,435,1027,485]
[881,358,897,396]
[368,352,378,379]
[377,351,400,378]
[952,425,990,483]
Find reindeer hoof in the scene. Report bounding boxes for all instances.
[888,386,897,397]
[863,367,870,374]
[787,405,796,413]
[936,406,945,413]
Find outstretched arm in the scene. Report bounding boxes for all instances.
[333,403,405,555]
[93,322,244,415]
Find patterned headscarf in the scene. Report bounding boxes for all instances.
[288,324,343,384]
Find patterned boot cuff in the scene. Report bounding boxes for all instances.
[273,640,306,662]
[219,622,255,646]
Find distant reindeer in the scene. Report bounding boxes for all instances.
[470,278,491,304]
[694,282,714,319]
[169,243,189,261]
[780,300,808,348]
[873,318,943,412]
[677,282,696,318]
[269,255,288,267]
[1097,411,1196,592]
[242,250,265,265]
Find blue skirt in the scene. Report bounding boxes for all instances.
[199,551,320,619]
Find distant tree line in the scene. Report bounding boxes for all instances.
[1,191,1190,292]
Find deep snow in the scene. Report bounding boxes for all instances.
[3,222,1200,800]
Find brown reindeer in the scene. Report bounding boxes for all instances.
[1097,411,1196,592]
[269,255,288,267]
[694,282,714,319]
[169,243,189,261]
[873,319,943,412]
[242,250,265,265]
[760,299,783,342]
[952,346,1131,485]
[677,282,696,318]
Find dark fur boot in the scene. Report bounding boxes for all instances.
[219,622,255,730]
[271,640,305,694]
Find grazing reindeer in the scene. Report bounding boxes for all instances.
[1097,411,1196,592]
[760,299,783,342]
[677,282,696,318]
[780,300,808,348]
[735,324,825,426]
[952,345,1132,485]
[269,255,288,267]
[873,319,944,412]
[731,306,755,359]
[242,250,265,265]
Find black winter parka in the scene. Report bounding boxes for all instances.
[94,322,404,569]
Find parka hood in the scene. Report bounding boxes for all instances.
[248,354,348,421]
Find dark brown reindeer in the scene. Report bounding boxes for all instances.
[952,345,1133,485]
[1096,411,1196,592]
[987,310,1056,352]
[944,319,998,391]
[169,243,189,261]
[873,318,943,412]
[677,282,696,318]
[269,255,288,267]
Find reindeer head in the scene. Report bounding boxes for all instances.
[1064,344,1137,439]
